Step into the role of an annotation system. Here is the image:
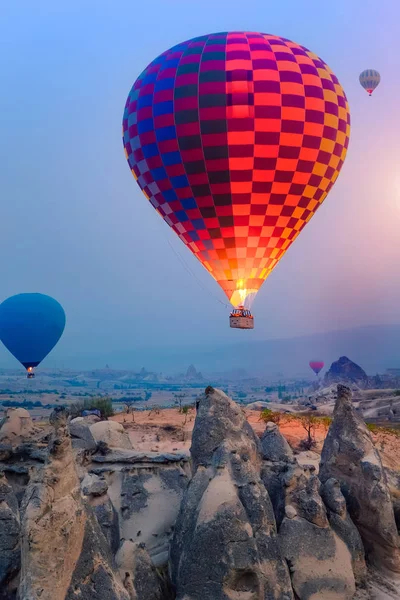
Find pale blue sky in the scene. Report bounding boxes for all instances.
[0,0,399,368]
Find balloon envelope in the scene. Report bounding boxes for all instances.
[123,32,350,307]
[359,70,380,96]
[0,294,66,369]
[309,360,324,375]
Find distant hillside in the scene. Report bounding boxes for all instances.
[46,324,400,377]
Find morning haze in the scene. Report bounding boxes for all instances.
[0,0,399,374]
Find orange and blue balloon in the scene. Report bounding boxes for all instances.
[0,293,66,377]
[123,32,350,310]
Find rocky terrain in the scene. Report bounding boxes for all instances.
[0,387,399,599]
[324,357,369,388]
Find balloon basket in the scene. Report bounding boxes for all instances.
[229,307,254,330]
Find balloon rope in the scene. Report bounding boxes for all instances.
[163,233,230,309]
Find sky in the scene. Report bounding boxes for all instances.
[0,0,399,370]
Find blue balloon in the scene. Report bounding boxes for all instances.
[0,293,66,374]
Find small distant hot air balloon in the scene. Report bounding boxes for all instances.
[359,70,380,96]
[123,32,350,329]
[309,360,324,376]
[0,294,66,378]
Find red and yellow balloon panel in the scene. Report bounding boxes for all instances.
[123,32,350,309]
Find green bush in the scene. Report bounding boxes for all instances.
[259,409,282,425]
[366,423,379,434]
[69,397,114,419]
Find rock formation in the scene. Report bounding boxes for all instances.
[18,423,130,600]
[116,541,163,600]
[171,387,294,599]
[90,421,132,450]
[320,384,400,575]
[279,471,357,599]
[260,422,295,528]
[70,418,97,452]
[385,468,400,533]
[185,365,203,381]
[81,473,120,555]
[320,478,367,584]
[0,408,34,444]
[90,448,189,569]
[49,406,69,429]
[260,421,362,598]
[324,356,368,388]
[1,385,400,598]
[0,473,20,598]
[261,421,294,463]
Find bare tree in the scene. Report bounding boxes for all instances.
[149,405,161,420]
[299,413,318,450]
[181,405,190,425]
[173,393,186,413]
[124,400,135,422]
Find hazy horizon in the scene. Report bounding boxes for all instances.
[0,323,398,380]
[1,1,399,371]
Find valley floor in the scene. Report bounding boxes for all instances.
[111,407,400,475]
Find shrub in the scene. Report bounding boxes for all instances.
[319,416,332,432]
[367,422,400,437]
[259,408,282,425]
[69,397,114,419]
[366,423,379,434]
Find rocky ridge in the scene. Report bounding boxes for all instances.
[324,356,369,388]
[0,385,399,599]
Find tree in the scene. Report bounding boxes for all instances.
[259,408,281,424]
[299,414,318,450]
[148,405,161,419]
[173,393,186,412]
[181,404,191,425]
[259,409,295,426]
[124,400,136,422]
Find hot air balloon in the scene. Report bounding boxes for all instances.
[359,70,380,96]
[0,294,66,378]
[309,360,324,376]
[123,32,350,329]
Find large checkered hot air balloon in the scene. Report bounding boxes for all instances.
[123,32,350,329]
